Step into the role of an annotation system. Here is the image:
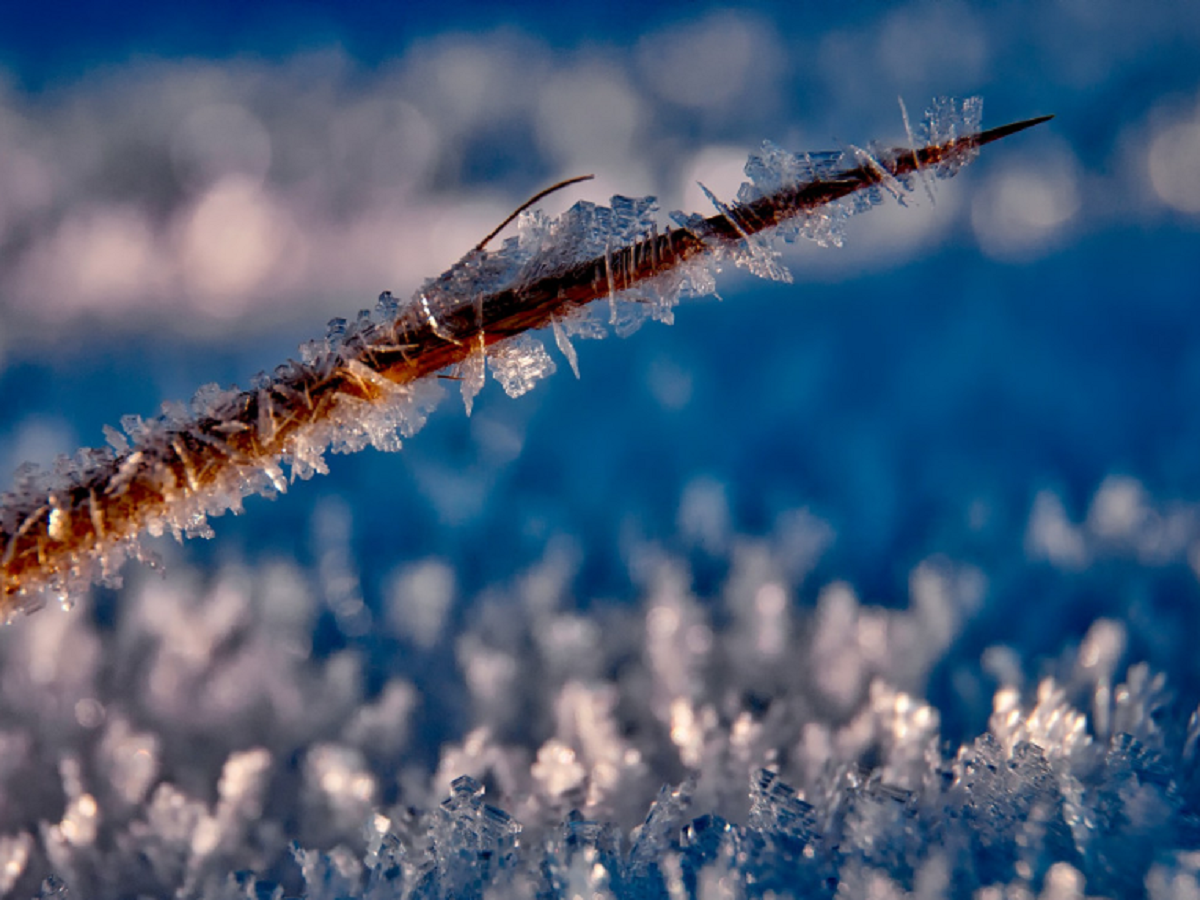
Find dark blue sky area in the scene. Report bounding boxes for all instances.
[0,0,825,88]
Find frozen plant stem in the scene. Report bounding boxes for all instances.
[0,104,1051,617]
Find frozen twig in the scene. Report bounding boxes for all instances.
[0,101,1051,617]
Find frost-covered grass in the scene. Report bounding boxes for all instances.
[0,98,1012,612]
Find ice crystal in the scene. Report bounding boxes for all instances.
[923,95,984,175]
[699,182,794,283]
[487,333,557,399]
[434,775,521,899]
[456,335,487,415]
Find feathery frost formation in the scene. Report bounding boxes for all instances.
[1,481,1199,898]
[0,98,1041,616]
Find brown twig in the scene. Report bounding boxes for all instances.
[0,114,1052,617]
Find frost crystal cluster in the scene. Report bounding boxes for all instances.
[1,482,1200,899]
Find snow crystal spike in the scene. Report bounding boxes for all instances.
[0,102,1051,616]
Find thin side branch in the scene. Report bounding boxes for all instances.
[475,174,596,252]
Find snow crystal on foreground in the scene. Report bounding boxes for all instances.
[2,479,1200,898]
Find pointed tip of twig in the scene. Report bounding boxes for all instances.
[975,114,1054,147]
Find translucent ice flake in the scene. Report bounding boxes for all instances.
[325,316,348,345]
[660,250,720,303]
[610,194,660,244]
[542,195,660,275]
[608,289,664,337]
[415,239,538,346]
[457,334,487,414]
[552,303,609,367]
[951,735,1079,889]
[487,333,556,398]
[628,778,695,876]
[284,431,330,482]
[899,96,938,206]
[544,815,623,900]
[550,317,581,379]
[848,143,908,206]
[316,370,443,456]
[736,143,859,249]
[924,95,983,145]
[923,95,984,176]
[740,141,843,200]
[434,775,521,899]
[698,182,792,283]
[748,769,817,843]
[102,424,128,454]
